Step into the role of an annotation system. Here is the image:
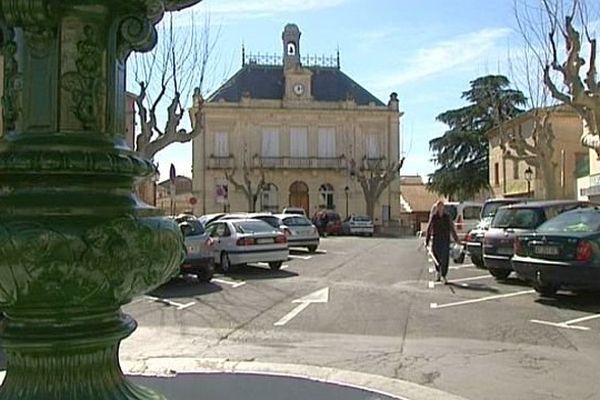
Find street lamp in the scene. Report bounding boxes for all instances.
[525,166,534,198]
[344,186,350,218]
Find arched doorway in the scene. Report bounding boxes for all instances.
[319,183,335,210]
[289,181,309,215]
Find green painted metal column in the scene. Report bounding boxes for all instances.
[0,1,200,398]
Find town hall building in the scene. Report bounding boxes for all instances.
[191,24,403,223]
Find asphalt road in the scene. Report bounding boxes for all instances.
[121,236,600,400]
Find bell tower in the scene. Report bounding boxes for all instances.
[282,23,301,69]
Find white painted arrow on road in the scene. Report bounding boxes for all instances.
[274,287,329,326]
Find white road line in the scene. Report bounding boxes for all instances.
[428,267,435,273]
[434,274,492,286]
[144,296,195,310]
[212,278,246,288]
[428,281,435,289]
[274,302,311,326]
[530,313,600,331]
[289,255,312,260]
[430,290,535,310]
[280,264,289,270]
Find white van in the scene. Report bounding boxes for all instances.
[444,201,482,241]
[429,201,483,241]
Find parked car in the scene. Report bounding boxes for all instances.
[312,209,342,236]
[176,217,215,283]
[282,207,307,217]
[512,206,600,296]
[341,215,374,236]
[442,201,483,242]
[205,219,289,273]
[465,198,527,268]
[483,200,587,281]
[277,214,320,252]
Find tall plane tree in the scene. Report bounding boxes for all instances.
[515,0,600,156]
[428,75,526,200]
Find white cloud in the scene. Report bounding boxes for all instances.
[373,27,514,88]
[185,0,348,20]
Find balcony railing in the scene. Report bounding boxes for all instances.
[253,156,347,169]
[208,155,234,169]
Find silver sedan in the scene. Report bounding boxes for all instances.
[205,219,289,273]
[277,214,320,253]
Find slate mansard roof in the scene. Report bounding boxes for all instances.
[207,64,385,107]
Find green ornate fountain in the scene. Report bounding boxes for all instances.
[0,1,201,398]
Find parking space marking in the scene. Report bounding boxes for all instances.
[450,263,476,270]
[434,274,491,286]
[531,314,600,331]
[289,254,313,260]
[255,262,290,270]
[144,296,195,310]
[280,264,289,270]
[428,281,435,289]
[212,278,246,288]
[430,289,535,310]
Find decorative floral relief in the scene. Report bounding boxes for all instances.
[0,216,184,308]
[61,25,106,131]
[1,27,22,134]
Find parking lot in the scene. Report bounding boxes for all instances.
[121,236,600,400]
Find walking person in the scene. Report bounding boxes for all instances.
[425,200,459,284]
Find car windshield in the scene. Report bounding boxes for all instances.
[233,220,276,234]
[179,219,205,236]
[254,216,282,228]
[285,216,312,226]
[491,208,542,229]
[537,209,600,233]
[482,202,513,218]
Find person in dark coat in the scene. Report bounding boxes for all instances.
[426,200,459,283]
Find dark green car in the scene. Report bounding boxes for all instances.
[512,207,600,296]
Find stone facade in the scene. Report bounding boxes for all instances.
[191,24,403,223]
[487,107,586,200]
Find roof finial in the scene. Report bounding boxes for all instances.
[336,45,340,69]
[242,42,246,67]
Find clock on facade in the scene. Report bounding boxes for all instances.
[293,83,304,96]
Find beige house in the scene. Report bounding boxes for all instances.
[191,24,403,222]
[399,175,441,235]
[156,176,195,214]
[487,106,587,200]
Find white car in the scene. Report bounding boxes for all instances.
[205,219,289,273]
[342,215,374,236]
[277,214,320,252]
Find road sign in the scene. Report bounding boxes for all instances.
[189,197,197,205]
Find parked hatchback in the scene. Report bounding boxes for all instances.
[341,215,374,236]
[176,216,215,282]
[483,200,587,280]
[512,206,600,296]
[277,214,320,252]
[465,198,527,268]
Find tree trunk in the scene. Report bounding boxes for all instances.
[538,160,559,199]
[365,197,375,222]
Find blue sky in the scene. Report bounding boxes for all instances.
[133,0,534,181]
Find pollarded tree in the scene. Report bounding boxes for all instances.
[349,157,405,221]
[515,0,600,154]
[428,75,526,200]
[224,163,266,213]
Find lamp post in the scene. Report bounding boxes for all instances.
[344,186,350,218]
[525,166,534,198]
[0,1,202,399]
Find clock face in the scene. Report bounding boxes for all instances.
[293,83,304,96]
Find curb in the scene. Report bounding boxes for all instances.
[123,358,470,400]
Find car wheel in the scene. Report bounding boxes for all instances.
[489,268,511,280]
[307,245,318,253]
[269,261,283,270]
[534,283,558,297]
[220,252,232,274]
[471,255,485,269]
